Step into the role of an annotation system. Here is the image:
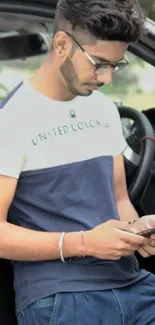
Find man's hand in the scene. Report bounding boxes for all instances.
[84,219,148,260]
[128,215,155,258]
[138,234,155,258]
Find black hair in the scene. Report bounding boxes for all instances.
[53,0,145,43]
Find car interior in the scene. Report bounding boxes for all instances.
[0,1,155,324]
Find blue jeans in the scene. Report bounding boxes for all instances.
[17,273,155,325]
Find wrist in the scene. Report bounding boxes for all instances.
[82,230,94,257]
[62,230,93,259]
[63,232,82,258]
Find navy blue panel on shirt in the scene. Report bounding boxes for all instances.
[8,155,149,314]
[9,156,118,231]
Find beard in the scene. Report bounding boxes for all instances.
[60,57,92,97]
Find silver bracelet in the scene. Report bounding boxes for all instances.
[59,232,66,263]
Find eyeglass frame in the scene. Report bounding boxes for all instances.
[65,32,129,75]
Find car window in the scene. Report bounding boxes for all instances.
[139,0,155,21]
[0,55,45,100]
[0,50,155,111]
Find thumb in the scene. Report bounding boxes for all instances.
[141,215,155,227]
[147,218,155,228]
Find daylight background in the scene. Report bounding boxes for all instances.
[0,0,155,111]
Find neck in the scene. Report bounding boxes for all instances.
[29,54,75,102]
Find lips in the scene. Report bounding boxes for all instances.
[87,83,104,89]
[88,85,100,90]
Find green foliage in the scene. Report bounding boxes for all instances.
[102,52,149,99]
[140,0,155,20]
[0,2,155,102]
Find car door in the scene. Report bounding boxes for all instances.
[0,1,155,324]
[0,2,56,325]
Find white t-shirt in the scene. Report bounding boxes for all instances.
[1,81,148,316]
[0,81,126,179]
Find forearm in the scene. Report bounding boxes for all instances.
[0,222,82,261]
[117,199,139,222]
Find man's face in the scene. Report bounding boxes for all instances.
[58,33,128,97]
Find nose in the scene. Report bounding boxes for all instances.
[97,68,113,85]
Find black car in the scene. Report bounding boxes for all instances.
[0,1,155,324]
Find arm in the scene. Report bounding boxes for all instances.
[113,154,155,258]
[0,109,82,261]
[0,175,82,261]
[0,174,146,262]
[107,100,138,221]
[114,153,139,222]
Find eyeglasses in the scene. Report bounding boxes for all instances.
[66,32,129,75]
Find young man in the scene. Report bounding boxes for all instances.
[0,0,155,324]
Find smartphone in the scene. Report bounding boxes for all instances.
[137,228,155,238]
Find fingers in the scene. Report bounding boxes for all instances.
[138,247,152,258]
[138,215,155,229]
[128,215,155,234]
[124,243,140,252]
[112,220,131,231]
[119,230,149,245]
[150,239,155,246]
[138,244,155,258]
[145,216,155,228]
[117,243,140,257]
[138,235,155,258]
[129,224,150,234]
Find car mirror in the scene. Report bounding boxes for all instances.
[0,33,49,61]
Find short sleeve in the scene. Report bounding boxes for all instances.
[109,102,127,157]
[0,108,25,179]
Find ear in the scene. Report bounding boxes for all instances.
[53,31,72,57]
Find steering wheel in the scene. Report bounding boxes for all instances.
[118,106,155,204]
